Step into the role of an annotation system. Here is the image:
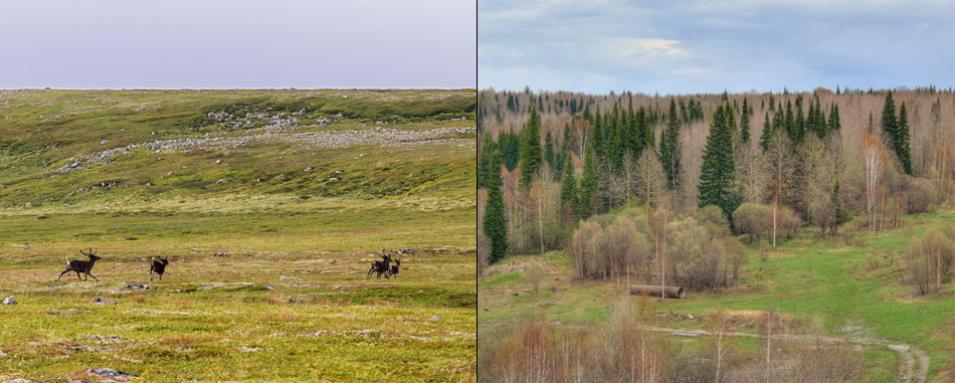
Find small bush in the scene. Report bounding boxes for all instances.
[900,175,937,214]
[904,229,955,295]
[732,203,800,242]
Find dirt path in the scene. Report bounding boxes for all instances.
[633,325,929,383]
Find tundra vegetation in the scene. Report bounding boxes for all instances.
[0,89,476,382]
[478,87,955,382]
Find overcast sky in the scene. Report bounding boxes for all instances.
[479,0,955,94]
[0,0,475,89]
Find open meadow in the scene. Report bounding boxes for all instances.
[0,89,476,382]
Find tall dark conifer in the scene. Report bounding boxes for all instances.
[660,99,682,189]
[483,149,508,263]
[739,98,751,143]
[698,104,741,217]
[579,140,600,218]
[760,110,773,151]
[897,103,913,174]
[559,155,579,220]
[519,108,542,187]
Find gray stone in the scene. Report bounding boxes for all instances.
[2,296,16,305]
[84,368,137,381]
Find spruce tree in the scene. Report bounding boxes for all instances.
[760,110,773,151]
[478,132,496,188]
[660,99,682,189]
[697,104,741,217]
[880,91,898,145]
[739,98,751,143]
[483,149,508,264]
[544,130,556,177]
[784,100,794,140]
[828,104,841,131]
[897,103,913,174]
[519,108,543,187]
[579,140,599,218]
[499,130,520,171]
[559,155,579,220]
[794,97,806,143]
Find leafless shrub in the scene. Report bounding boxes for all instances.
[904,229,955,295]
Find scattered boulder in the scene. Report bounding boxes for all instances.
[399,247,416,255]
[213,252,230,257]
[2,378,33,383]
[2,296,16,305]
[92,297,116,305]
[279,275,300,281]
[327,177,339,183]
[125,284,149,290]
[430,315,442,322]
[83,368,137,382]
[215,159,222,164]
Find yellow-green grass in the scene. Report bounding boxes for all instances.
[0,89,476,381]
[479,212,955,382]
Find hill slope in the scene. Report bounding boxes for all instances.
[0,89,476,382]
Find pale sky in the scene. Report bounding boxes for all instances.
[0,0,476,89]
[479,0,955,94]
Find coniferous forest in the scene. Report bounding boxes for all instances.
[478,87,955,382]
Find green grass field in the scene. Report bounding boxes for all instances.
[479,212,955,382]
[0,89,476,382]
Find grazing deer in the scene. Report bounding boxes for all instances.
[386,258,401,279]
[56,249,101,281]
[366,251,392,280]
[150,257,169,281]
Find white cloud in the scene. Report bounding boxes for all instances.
[598,37,695,65]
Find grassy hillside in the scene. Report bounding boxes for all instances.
[478,212,955,382]
[0,89,476,382]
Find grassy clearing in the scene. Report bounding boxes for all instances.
[0,89,476,382]
[479,212,955,382]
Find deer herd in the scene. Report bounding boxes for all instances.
[52,248,409,282]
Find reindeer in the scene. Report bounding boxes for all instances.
[366,251,392,280]
[386,258,401,279]
[56,249,101,281]
[150,257,170,281]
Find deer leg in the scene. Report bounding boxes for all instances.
[87,273,99,281]
[56,269,71,281]
[76,271,83,280]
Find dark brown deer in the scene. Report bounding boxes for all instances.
[149,257,169,281]
[386,258,401,279]
[366,251,392,280]
[56,249,101,281]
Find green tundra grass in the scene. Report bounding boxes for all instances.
[0,89,476,382]
[479,212,955,382]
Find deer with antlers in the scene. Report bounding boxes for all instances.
[150,257,170,281]
[56,249,102,281]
